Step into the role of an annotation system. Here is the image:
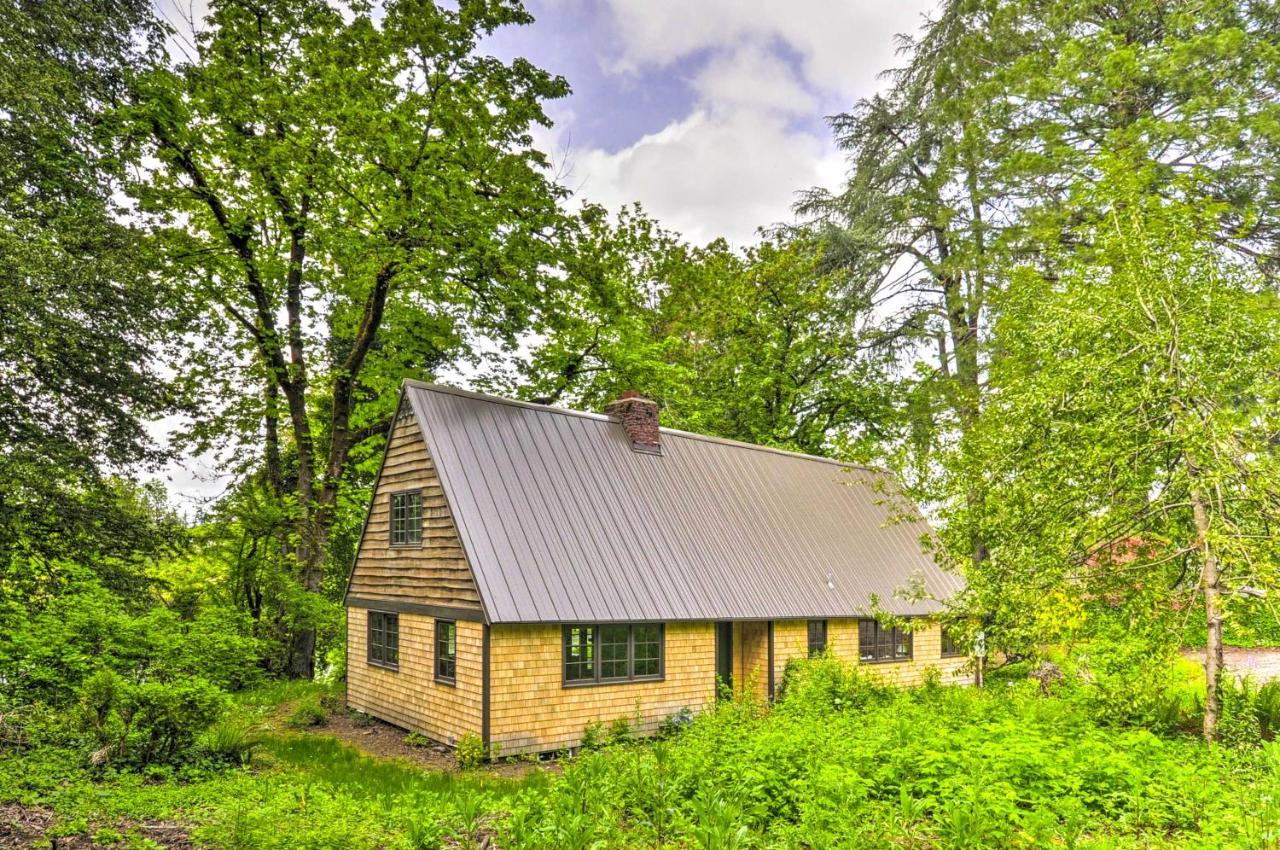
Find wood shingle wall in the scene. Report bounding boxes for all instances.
[346,609,483,745]
[488,622,717,756]
[346,412,482,612]
[771,620,971,690]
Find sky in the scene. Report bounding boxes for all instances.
[150,0,938,509]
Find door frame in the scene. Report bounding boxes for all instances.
[714,621,733,698]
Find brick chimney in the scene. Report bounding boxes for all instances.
[604,391,661,454]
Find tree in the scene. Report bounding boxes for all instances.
[0,0,178,598]
[129,0,570,676]
[504,206,899,458]
[804,0,1280,655]
[947,164,1280,740]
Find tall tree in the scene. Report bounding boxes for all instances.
[505,206,899,457]
[947,165,1280,740]
[129,0,569,676]
[0,0,176,601]
[804,0,1280,652]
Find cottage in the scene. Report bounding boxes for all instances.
[343,381,969,757]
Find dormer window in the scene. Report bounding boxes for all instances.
[390,489,422,546]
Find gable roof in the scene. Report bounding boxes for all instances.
[404,381,962,624]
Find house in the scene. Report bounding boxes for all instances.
[343,381,969,757]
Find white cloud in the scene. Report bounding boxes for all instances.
[554,1,935,245]
[564,108,841,245]
[605,0,936,96]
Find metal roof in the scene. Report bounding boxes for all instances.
[405,381,962,624]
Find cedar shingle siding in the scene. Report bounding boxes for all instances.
[344,383,970,756]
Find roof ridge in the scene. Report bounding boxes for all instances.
[401,379,882,473]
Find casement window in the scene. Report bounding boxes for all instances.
[858,619,912,663]
[368,611,399,669]
[390,489,422,546]
[435,619,457,683]
[807,619,828,657]
[562,623,664,686]
[940,626,963,658]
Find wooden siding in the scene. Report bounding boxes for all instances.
[346,413,482,612]
[773,619,972,689]
[734,621,770,700]
[346,608,483,745]
[489,622,717,756]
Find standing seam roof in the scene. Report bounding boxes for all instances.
[405,381,962,624]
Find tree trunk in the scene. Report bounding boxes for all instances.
[286,502,329,679]
[1188,476,1223,742]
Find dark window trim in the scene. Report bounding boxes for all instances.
[561,623,666,688]
[389,488,423,548]
[807,619,828,657]
[940,626,964,658]
[858,618,913,664]
[435,619,457,685]
[367,610,400,671]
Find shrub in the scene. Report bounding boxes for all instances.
[579,720,606,752]
[285,698,327,729]
[658,707,695,737]
[775,655,892,716]
[198,716,263,765]
[404,731,433,748]
[76,671,228,768]
[607,716,633,746]
[455,732,486,770]
[1256,681,1280,740]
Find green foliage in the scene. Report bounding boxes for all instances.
[284,699,327,730]
[578,721,606,752]
[404,731,432,749]
[455,732,486,770]
[606,716,633,746]
[76,671,228,769]
[0,585,263,707]
[197,717,263,767]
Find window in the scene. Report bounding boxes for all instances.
[390,490,422,546]
[807,619,827,657]
[859,619,912,663]
[368,611,399,669]
[435,619,457,683]
[562,623,665,686]
[940,626,963,658]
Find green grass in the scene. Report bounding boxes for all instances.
[6,667,1280,848]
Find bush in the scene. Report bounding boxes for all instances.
[1258,681,1280,740]
[404,731,433,748]
[775,655,893,716]
[607,716,632,746]
[579,720,606,752]
[285,698,327,729]
[77,671,228,768]
[456,732,486,770]
[198,716,263,765]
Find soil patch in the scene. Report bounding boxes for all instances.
[0,803,192,849]
[319,709,549,779]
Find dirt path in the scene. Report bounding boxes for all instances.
[317,708,549,779]
[1182,646,1280,683]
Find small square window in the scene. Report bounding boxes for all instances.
[390,490,422,546]
[435,620,457,683]
[368,611,399,669]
